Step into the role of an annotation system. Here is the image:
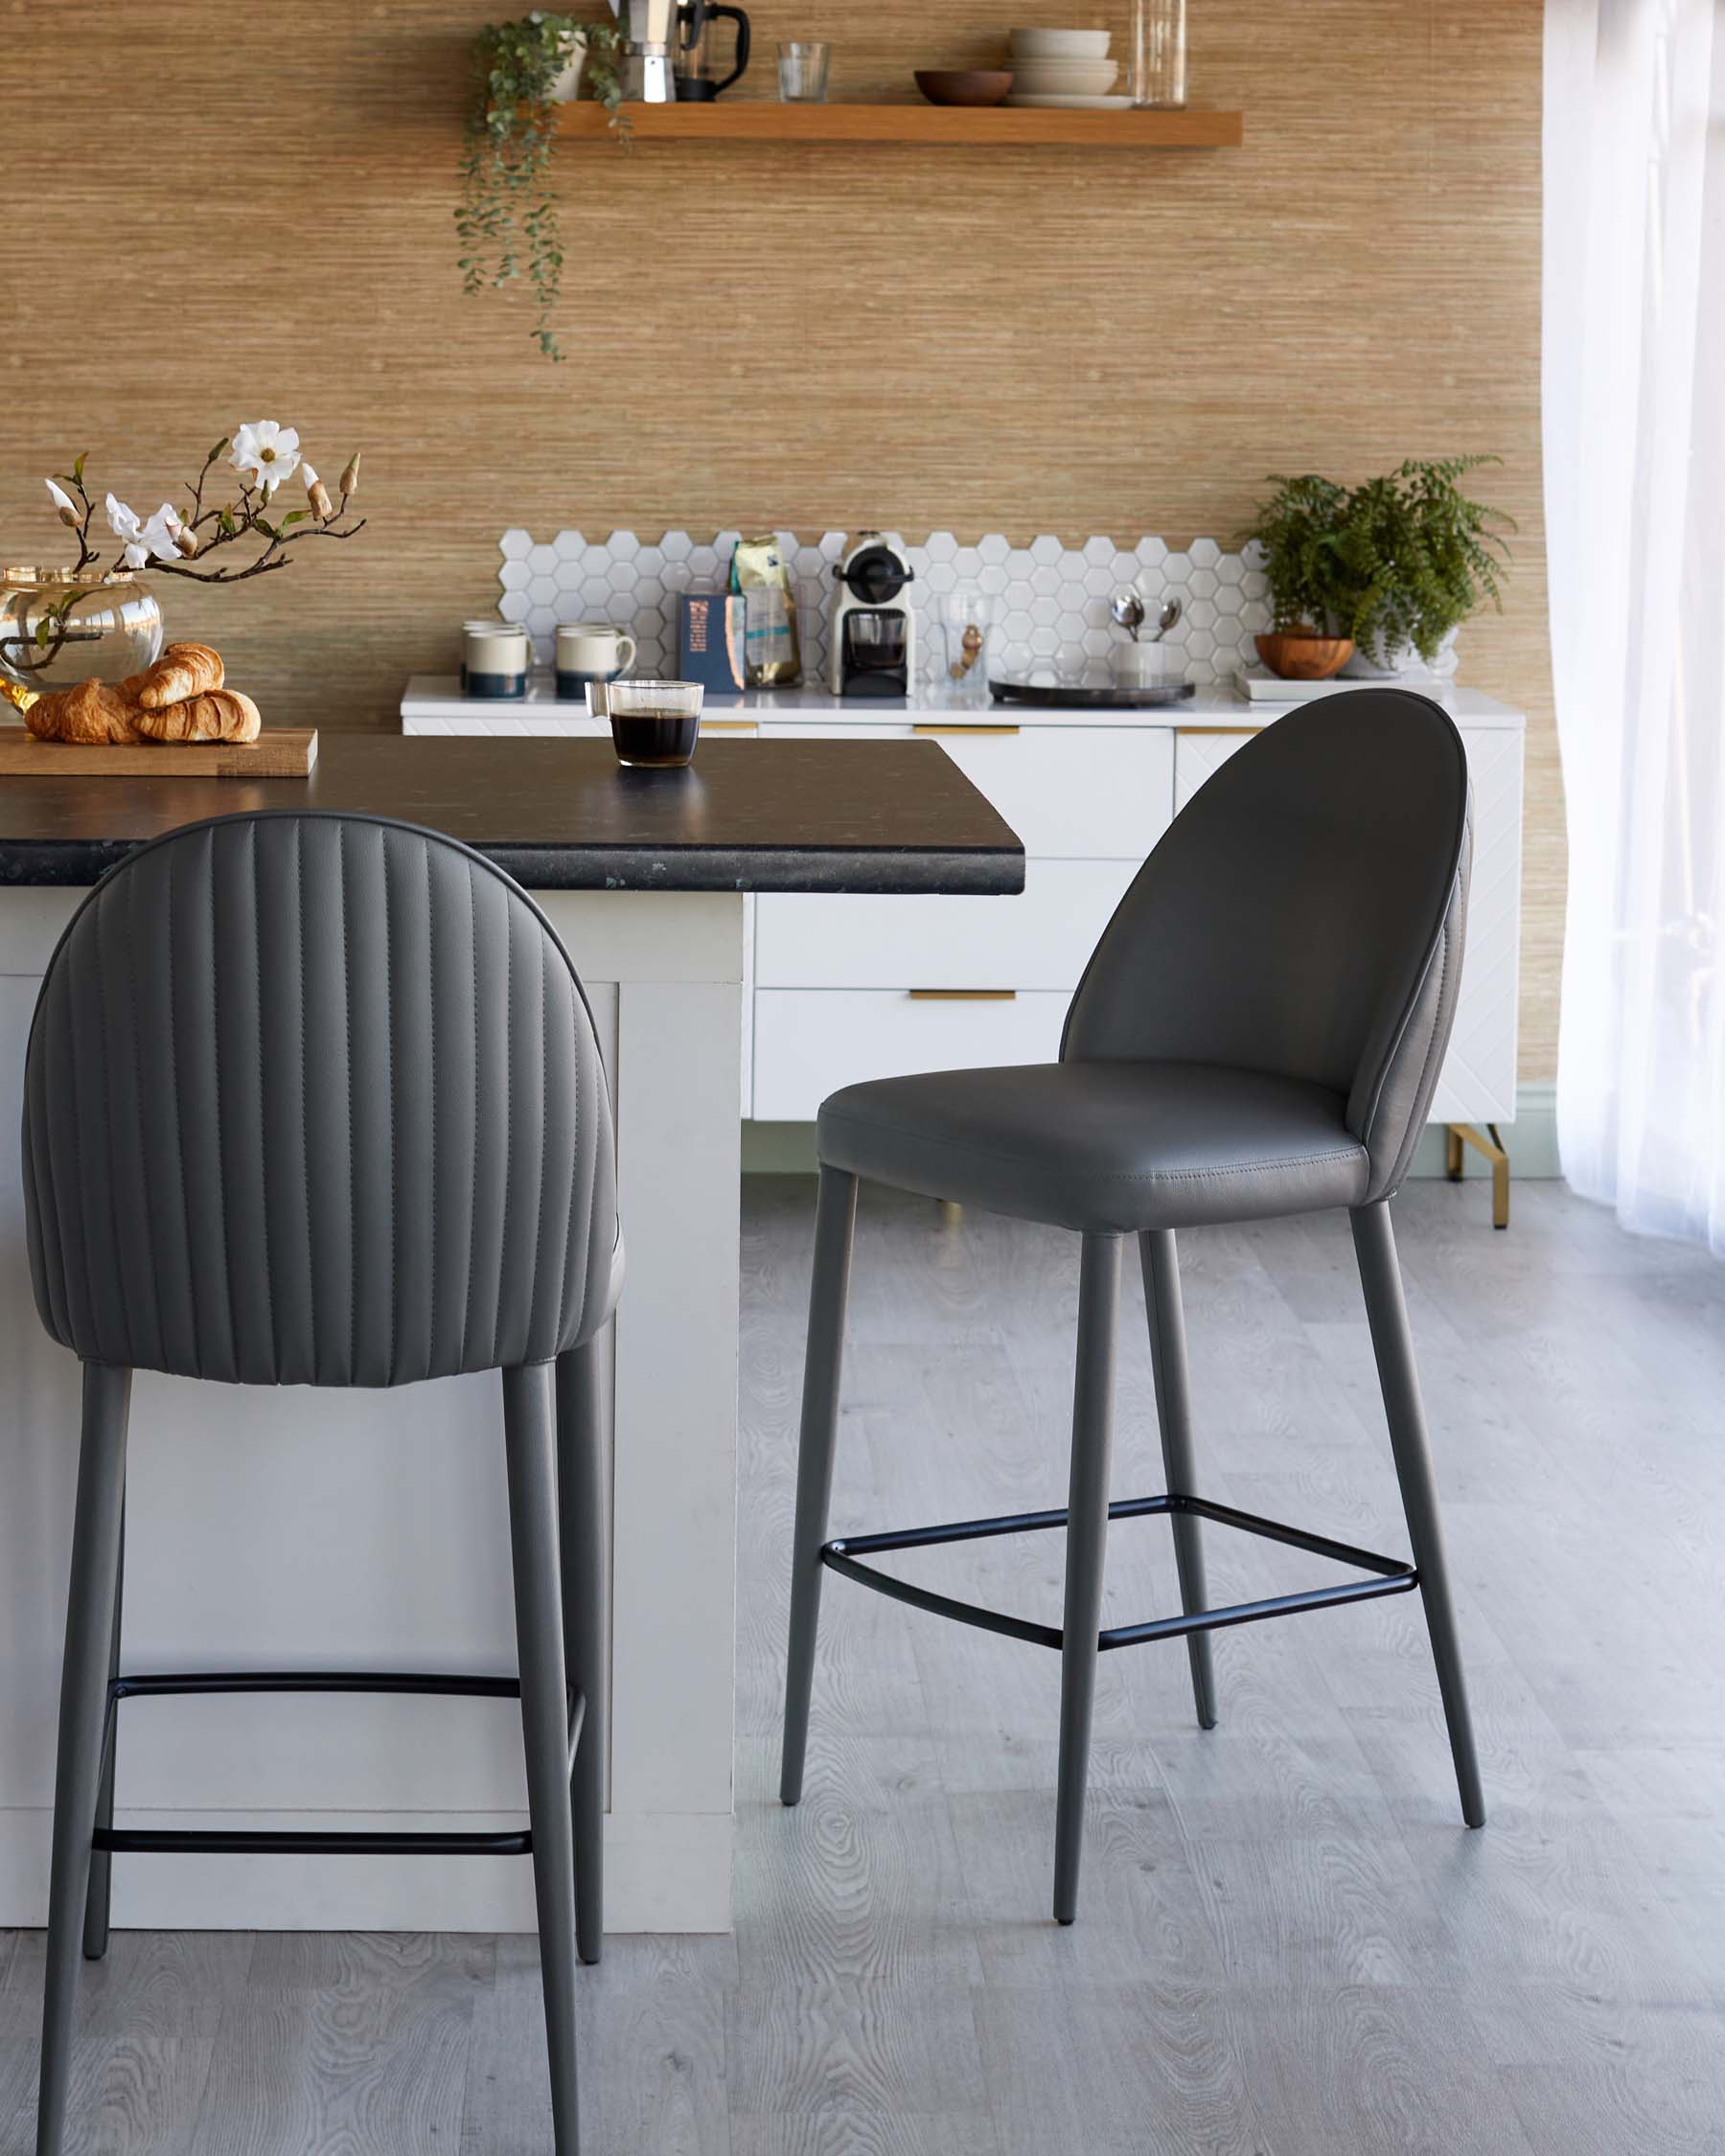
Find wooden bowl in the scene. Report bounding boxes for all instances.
[1255,631,1354,680]
[915,69,1014,106]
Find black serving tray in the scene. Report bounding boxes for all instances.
[988,677,1196,710]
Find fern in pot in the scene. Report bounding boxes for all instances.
[1245,457,1513,681]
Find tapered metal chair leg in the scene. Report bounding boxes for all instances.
[780,1164,859,1807]
[1139,1230,1218,1731]
[1053,1232,1121,1925]
[503,1365,583,2156]
[37,1365,131,2156]
[557,1335,610,1967]
[81,1490,125,1961]
[1350,1202,1486,1828]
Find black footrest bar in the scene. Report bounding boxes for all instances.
[93,1669,585,1856]
[92,1824,538,1857]
[821,1492,1417,1655]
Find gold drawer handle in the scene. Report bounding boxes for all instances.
[701,719,757,732]
[911,722,1021,737]
[908,989,1019,1001]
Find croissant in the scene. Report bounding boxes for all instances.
[132,687,261,744]
[25,678,143,745]
[137,641,224,708]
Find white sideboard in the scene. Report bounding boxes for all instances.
[402,678,1525,1132]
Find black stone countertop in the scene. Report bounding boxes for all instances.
[0,732,1024,894]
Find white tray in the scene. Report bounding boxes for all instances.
[1236,666,1373,702]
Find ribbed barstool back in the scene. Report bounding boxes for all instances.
[25,811,620,2156]
[25,810,618,1384]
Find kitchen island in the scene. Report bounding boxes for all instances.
[0,731,1024,1935]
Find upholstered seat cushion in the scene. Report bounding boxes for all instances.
[817,1061,1370,1232]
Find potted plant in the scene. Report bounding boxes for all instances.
[1240,472,1355,678]
[456,11,627,363]
[1243,456,1513,681]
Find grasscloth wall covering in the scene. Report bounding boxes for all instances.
[1,1,1558,1073]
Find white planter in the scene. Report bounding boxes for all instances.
[1341,624,1460,680]
[549,30,589,102]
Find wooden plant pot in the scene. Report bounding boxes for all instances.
[1254,630,1354,680]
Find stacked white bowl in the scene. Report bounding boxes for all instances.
[1006,27,1123,105]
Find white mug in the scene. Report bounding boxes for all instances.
[557,621,637,690]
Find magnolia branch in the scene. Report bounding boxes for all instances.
[145,517,367,583]
[24,427,367,673]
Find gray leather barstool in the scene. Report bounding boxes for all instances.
[23,811,621,2156]
[781,689,1485,1923]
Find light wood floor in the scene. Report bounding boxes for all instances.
[5,1177,1724,2154]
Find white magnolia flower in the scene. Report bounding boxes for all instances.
[139,504,185,564]
[105,493,150,566]
[229,421,301,490]
[45,478,78,516]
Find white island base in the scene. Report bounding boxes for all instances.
[0,888,744,1934]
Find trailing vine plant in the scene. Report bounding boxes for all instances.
[457,11,627,362]
[1243,456,1514,662]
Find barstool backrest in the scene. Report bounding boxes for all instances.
[1063,688,1470,1203]
[23,812,619,1387]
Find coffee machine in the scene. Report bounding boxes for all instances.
[830,533,917,698]
[611,0,676,102]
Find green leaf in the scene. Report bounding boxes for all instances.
[280,510,309,528]
[73,452,86,485]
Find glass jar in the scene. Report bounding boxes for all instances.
[0,567,165,700]
[934,592,994,706]
[1129,0,1187,108]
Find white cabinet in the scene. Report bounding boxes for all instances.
[765,719,1173,860]
[402,677,1525,1131]
[756,860,1138,991]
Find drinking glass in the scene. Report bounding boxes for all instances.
[778,40,831,102]
[1129,0,1186,107]
[600,678,704,768]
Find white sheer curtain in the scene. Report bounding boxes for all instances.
[1544,0,1725,1250]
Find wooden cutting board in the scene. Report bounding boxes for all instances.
[0,728,318,778]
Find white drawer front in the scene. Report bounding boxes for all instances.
[752,989,1070,1122]
[755,859,1135,992]
[760,721,1174,860]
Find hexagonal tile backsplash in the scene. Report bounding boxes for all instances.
[497,530,1272,689]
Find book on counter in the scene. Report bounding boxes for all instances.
[677,592,748,692]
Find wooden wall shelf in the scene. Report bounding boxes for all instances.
[556,102,1243,148]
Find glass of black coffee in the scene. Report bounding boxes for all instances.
[602,679,704,768]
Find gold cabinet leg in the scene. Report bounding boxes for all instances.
[1487,1123,1510,1230]
[938,1200,963,1226]
[1445,1126,1464,1181]
[1448,1122,1510,1230]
